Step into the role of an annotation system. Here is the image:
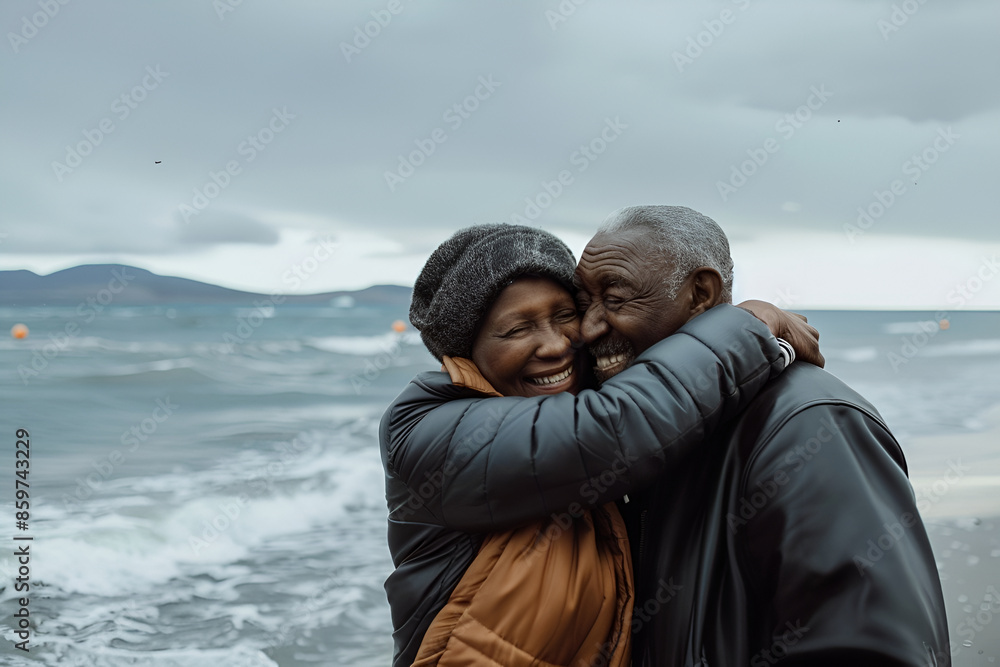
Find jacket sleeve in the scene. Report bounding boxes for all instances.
[740,404,950,666]
[381,304,786,532]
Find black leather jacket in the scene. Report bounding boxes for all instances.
[379,305,785,666]
[622,362,950,666]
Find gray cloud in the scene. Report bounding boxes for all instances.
[2,0,998,267]
[174,212,280,246]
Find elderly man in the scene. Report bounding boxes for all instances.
[575,205,949,666]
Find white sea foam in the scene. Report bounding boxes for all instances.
[1,329,423,363]
[883,320,941,335]
[256,340,303,354]
[36,644,279,667]
[921,338,1000,357]
[106,307,148,318]
[0,333,362,357]
[0,430,386,603]
[824,346,879,363]
[232,306,277,320]
[305,331,420,355]
[96,357,198,376]
[0,336,182,354]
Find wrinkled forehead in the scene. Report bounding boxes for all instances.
[575,230,657,288]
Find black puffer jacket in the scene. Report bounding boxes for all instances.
[379,305,785,666]
[622,362,950,666]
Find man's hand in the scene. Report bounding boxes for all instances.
[736,300,825,368]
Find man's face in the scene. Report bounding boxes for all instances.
[575,228,692,383]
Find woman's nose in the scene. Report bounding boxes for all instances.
[536,324,574,358]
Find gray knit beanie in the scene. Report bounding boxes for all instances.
[409,224,577,361]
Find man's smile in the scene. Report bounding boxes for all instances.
[595,354,627,371]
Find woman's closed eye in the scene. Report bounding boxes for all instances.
[499,324,529,338]
[554,309,578,323]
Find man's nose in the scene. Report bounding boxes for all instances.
[580,304,609,345]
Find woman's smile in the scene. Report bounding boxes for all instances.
[525,363,576,392]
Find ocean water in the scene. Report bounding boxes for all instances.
[1,305,998,665]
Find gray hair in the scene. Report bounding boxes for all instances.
[597,205,734,302]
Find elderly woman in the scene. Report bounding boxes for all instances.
[381,224,808,666]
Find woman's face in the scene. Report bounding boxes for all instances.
[471,276,586,398]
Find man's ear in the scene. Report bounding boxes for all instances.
[686,268,723,317]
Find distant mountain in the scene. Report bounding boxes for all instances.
[0,265,413,307]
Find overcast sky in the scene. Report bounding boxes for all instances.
[2,0,999,308]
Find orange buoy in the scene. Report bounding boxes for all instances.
[939,319,950,331]
[11,323,29,339]
[392,320,407,333]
